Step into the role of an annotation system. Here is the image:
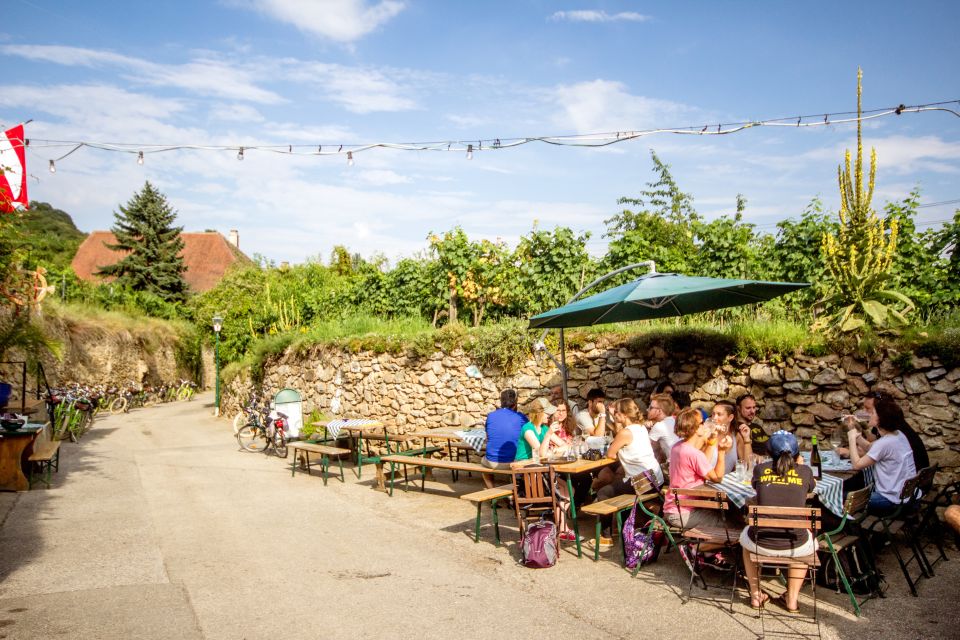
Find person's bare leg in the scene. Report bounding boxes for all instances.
[741,548,766,607]
[784,565,806,610]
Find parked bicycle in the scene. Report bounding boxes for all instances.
[236,406,288,458]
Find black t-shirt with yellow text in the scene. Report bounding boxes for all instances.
[746,462,816,550]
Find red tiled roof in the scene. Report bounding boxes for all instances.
[71,231,252,293]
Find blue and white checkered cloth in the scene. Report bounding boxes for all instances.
[324,418,382,439]
[454,429,487,453]
[708,472,847,517]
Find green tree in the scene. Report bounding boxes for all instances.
[513,224,595,315]
[603,151,699,278]
[97,182,188,303]
[694,195,769,279]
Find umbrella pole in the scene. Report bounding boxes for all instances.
[559,328,569,407]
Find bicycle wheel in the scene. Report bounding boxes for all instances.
[142,392,158,407]
[109,396,128,414]
[232,411,246,434]
[274,431,288,458]
[237,424,268,452]
[178,387,194,402]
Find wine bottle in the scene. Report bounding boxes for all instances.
[810,435,822,479]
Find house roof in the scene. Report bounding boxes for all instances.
[71,231,253,293]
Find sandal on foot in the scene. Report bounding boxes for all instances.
[772,594,800,614]
[749,593,770,610]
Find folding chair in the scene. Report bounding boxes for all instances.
[670,487,741,605]
[511,466,561,543]
[862,470,931,596]
[747,505,821,639]
[915,466,951,571]
[817,486,882,616]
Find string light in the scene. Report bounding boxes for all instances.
[137,150,144,165]
[466,144,473,160]
[346,151,354,166]
[15,98,958,170]
[48,159,55,173]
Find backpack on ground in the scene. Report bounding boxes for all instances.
[623,500,664,569]
[521,516,558,568]
[816,540,884,595]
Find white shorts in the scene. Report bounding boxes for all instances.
[739,528,816,557]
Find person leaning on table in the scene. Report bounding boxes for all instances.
[844,396,919,516]
[740,430,817,614]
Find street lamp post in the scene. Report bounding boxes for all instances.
[213,314,223,416]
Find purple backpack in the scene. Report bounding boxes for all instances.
[623,470,664,569]
[521,517,558,568]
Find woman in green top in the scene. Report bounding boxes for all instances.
[512,398,564,465]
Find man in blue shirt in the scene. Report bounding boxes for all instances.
[481,388,527,488]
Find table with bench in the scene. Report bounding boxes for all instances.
[0,423,43,492]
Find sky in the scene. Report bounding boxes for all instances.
[2,1,959,266]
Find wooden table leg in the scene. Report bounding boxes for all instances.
[0,434,36,492]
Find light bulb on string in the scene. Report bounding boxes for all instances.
[347,151,354,166]
[237,147,245,161]
[137,151,144,166]
[466,144,473,160]
[48,159,56,173]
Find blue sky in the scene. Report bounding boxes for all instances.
[2,1,958,265]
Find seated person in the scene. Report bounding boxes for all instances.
[646,392,679,464]
[740,430,817,613]
[592,398,663,548]
[838,390,929,472]
[844,396,919,516]
[671,389,708,422]
[481,388,526,488]
[547,401,576,448]
[576,388,609,437]
[705,400,740,474]
[512,398,564,466]
[663,408,734,530]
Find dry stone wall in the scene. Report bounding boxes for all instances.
[223,341,960,480]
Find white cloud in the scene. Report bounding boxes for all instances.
[0,44,283,104]
[210,103,265,123]
[550,10,650,23]
[350,169,411,185]
[237,0,405,42]
[551,79,696,134]
[286,62,418,113]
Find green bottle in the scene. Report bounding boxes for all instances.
[810,435,822,479]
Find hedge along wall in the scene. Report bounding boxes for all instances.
[223,339,960,482]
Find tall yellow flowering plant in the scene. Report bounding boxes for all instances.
[817,68,914,334]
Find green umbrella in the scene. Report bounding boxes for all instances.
[528,272,809,329]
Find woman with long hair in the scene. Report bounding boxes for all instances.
[845,396,920,516]
[740,431,817,613]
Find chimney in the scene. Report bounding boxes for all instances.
[228,229,239,249]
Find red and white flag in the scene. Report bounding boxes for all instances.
[0,124,28,213]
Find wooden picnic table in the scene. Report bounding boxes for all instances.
[409,430,481,480]
[312,420,386,479]
[548,456,617,558]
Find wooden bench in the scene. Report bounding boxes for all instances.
[288,442,351,485]
[375,455,513,495]
[580,494,638,562]
[460,486,513,545]
[28,422,60,489]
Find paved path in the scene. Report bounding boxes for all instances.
[0,394,957,639]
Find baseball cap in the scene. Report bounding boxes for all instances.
[767,430,799,458]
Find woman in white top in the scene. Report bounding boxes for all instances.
[591,398,663,547]
[844,396,919,516]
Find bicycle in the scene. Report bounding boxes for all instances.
[177,379,197,402]
[237,408,288,458]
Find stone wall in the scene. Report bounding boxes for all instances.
[223,340,960,480]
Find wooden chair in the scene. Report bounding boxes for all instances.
[511,466,560,542]
[817,486,881,616]
[669,487,740,604]
[746,505,821,637]
[863,469,934,596]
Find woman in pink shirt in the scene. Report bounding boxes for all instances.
[664,407,734,530]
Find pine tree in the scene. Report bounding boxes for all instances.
[97,182,188,302]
